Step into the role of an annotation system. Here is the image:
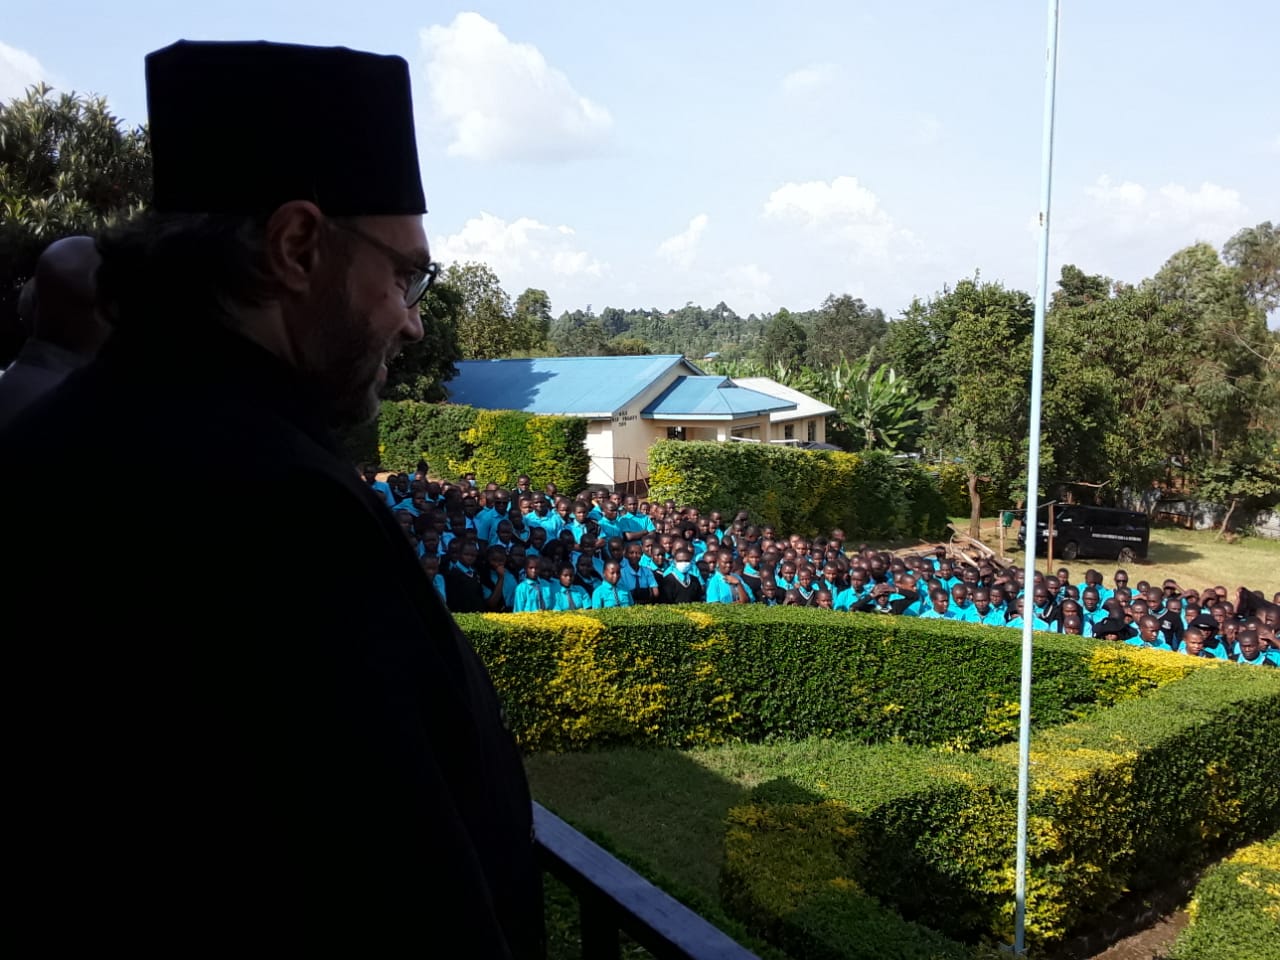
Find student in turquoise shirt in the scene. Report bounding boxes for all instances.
[1178,627,1225,659]
[524,497,564,540]
[962,589,1008,627]
[594,501,624,543]
[472,493,504,545]
[1079,589,1107,628]
[573,553,603,594]
[617,499,655,541]
[640,540,670,578]
[421,555,447,606]
[706,554,753,604]
[592,561,634,609]
[774,561,797,592]
[554,563,592,611]
[919,588,959,621]
[949,583,974,620]
[1234,631,1277,667]
[478,545,516,613]
[935,562,960,593]
[567,502,594,543]
[834,569,872,611]
[510,557,550,612]
[1125,615,1173,651]
[1077,569,1112,604]
[1005,598,1054,632]
[620,542,660,604]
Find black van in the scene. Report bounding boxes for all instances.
[1017,504,1150,562]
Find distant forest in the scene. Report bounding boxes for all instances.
[549,294,885,368]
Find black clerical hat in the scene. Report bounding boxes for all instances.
[146,41,427,217]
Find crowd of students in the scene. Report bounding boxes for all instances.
[365,464,1280,668]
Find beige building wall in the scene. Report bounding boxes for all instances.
[584,422,616,488]
[766,416,827,444]
[592,361,694,489]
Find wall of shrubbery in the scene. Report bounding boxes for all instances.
[720,666,1279,956]
[647,441,949,540]
[374,401,590,493]
[459,607,1280,958]
[457,607,1199,753]
[1168,830,1280,960]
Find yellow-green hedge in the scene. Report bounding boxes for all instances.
[719,667,1280,955]
[647,441,948,539]
[457,606,1201,753]
[1169,831,1280,960]
[376,401,589,491]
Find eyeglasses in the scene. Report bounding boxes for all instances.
[328,220,440,307]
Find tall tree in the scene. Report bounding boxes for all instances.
[0,84,152,362]
[1050,264,1111,311]
[757,309,808,369]
[382,283,463,401]
[446,261,512,359]
[909,278,1035,535]
[1223,221,1280,315]
[511,288,552,354]
[805,294,886,368]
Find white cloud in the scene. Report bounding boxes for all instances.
[763,175,913,261]
[0,41,46,102]
[1051,174,1252,290]
[711,264,774,316]
[420,13,612,163]
[656,213,709,269]
[781,63,838,95]
[1068,175,1247,249]
[1270,133,1280,154]
[435,211,607,285]
[765,175,884,225]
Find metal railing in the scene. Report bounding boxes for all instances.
[533,802,759,960]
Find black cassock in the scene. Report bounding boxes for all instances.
[0,324,544,958]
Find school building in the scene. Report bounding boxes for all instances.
[444,355,836,490]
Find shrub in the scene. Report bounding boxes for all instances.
[376,401,589,492]
[463,410,590,493]
[1168,831,1280,960]
[378,401,476,473]
[647,441,949,539]
[457,606,1201,753]
[719,666,1280,954]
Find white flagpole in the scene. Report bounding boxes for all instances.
[1014,0,1062,954]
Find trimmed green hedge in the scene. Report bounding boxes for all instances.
[457,606,1201,753]
[376,401,589,492]
[647,441,948,539]
[1169,831,1280,960]
[379,401,476,473]
[720,667,1280,954]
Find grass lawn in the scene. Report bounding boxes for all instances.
[920,519,1280,594]
[527,739,997,908]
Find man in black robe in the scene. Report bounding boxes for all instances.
[1,41,543,958]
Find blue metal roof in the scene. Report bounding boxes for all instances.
[444,355,700,417]
[641,376,797,420]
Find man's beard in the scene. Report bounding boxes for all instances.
[302,277,383,428]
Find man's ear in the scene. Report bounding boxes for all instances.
[264,201,327,295]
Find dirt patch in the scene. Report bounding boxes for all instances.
[1084,909,1187,960]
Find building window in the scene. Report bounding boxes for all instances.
[807,420,817,442]
[784,423,794,440]
[667,426,686,440]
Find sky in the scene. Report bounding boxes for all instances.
[3,1,1278,324]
